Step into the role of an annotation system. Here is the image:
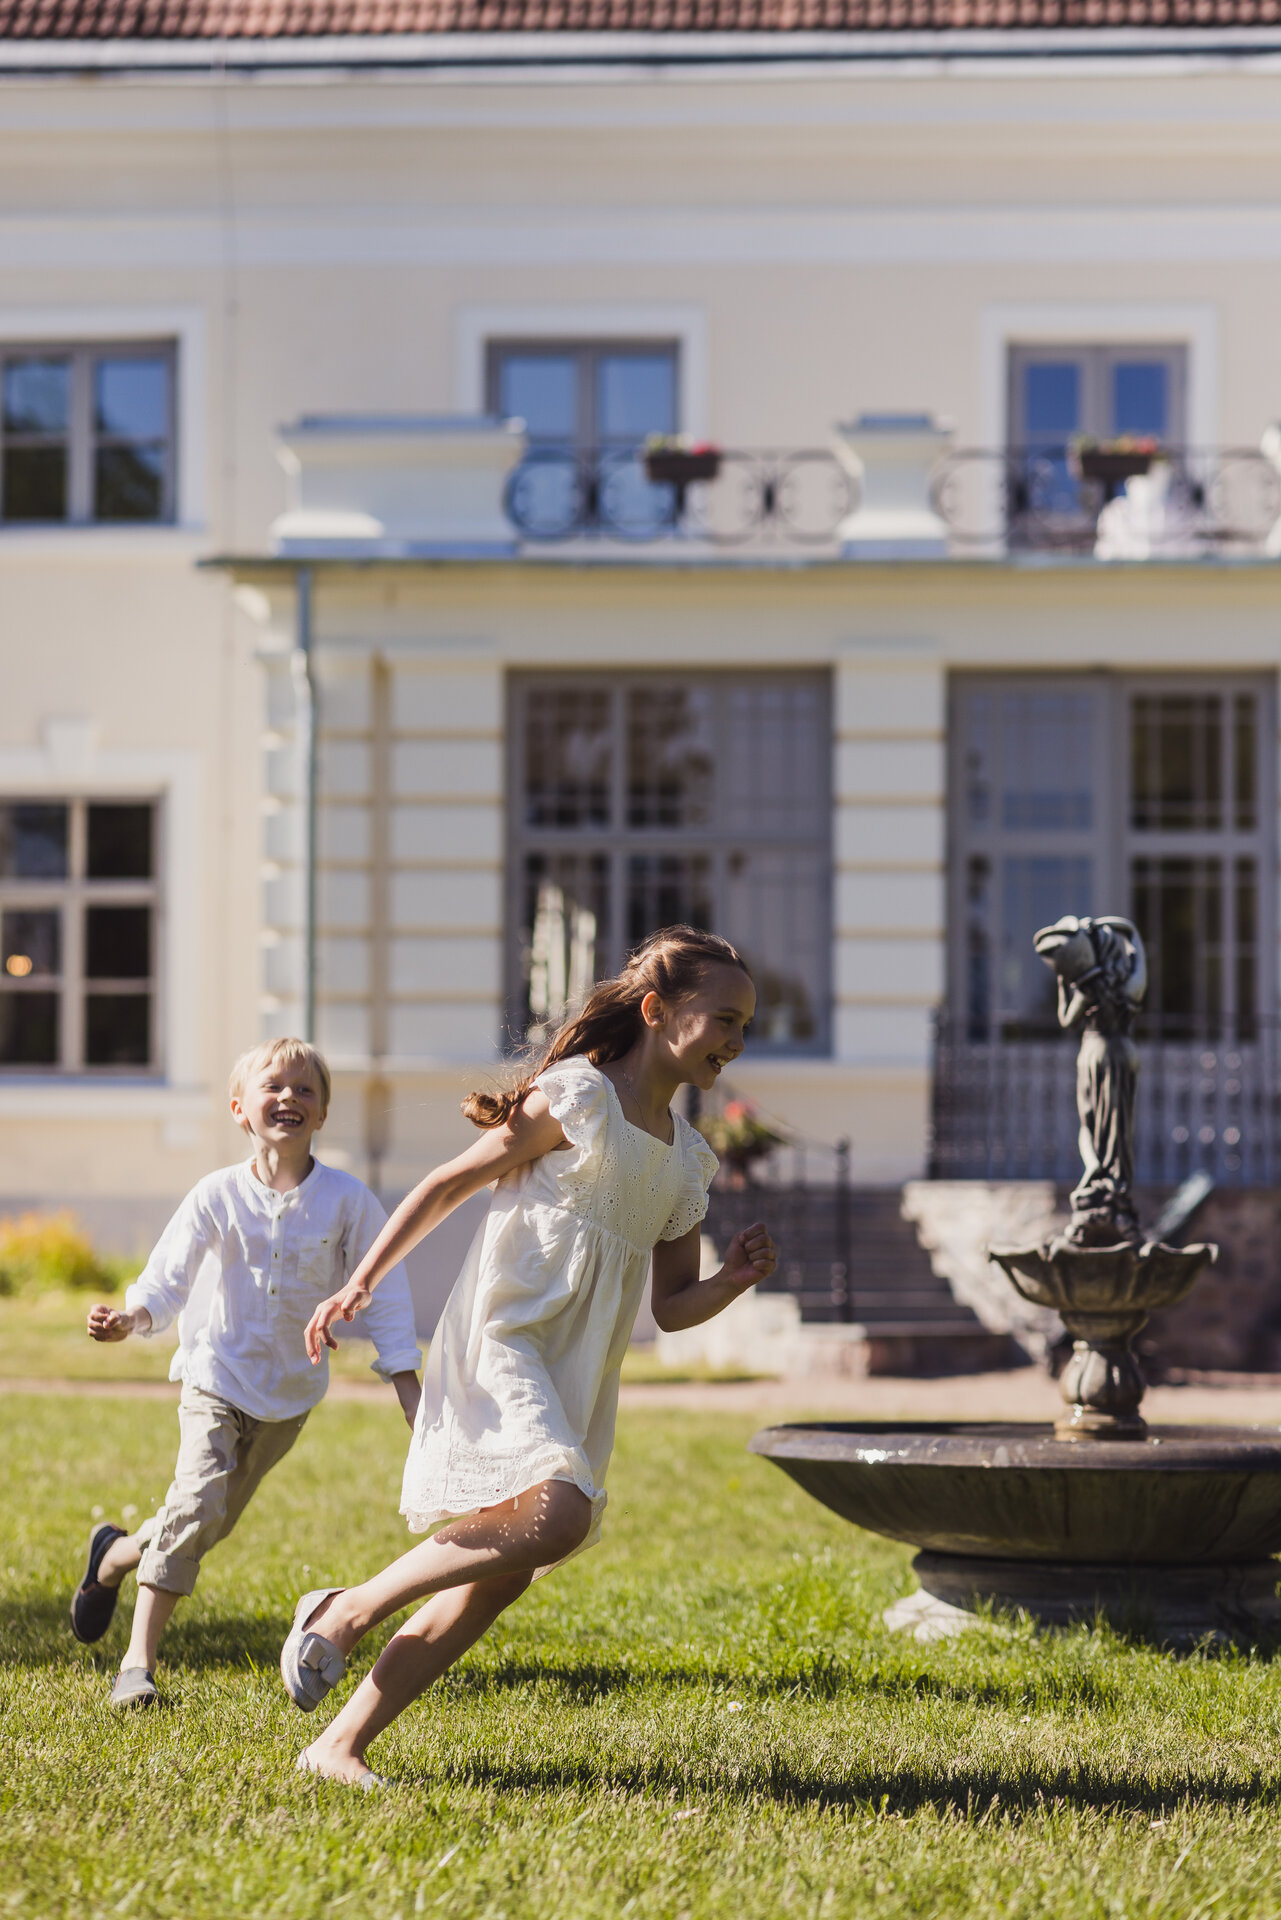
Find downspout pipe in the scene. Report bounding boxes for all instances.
[291,564,318,1042]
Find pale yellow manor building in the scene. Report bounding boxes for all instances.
[3,5,1281,1332]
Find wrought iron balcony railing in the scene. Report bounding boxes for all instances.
[502,440,1281,557]
[930,1016,1281,1187]
[504,444,854,547]
[931,446,1281,556]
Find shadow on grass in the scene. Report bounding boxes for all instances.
[428,1750,1281,1823]
[443,1652,1128,1711]
[1,1603,1126,1711]
[0,1595,291,1673]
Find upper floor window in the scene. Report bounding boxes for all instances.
[1006,343,1187,544]
[1,343,176,526]
[508,672,831,1054]
[488,339,678,450]
[488,340,679,538]
[0,798,158,1072]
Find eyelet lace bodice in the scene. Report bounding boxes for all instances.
[400,1057,719,1568]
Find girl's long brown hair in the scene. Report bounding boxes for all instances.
[462,924,750,1129]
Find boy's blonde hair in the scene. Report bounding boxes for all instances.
[228,1037,332,1113]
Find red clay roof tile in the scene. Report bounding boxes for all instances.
[1,0,1276,33]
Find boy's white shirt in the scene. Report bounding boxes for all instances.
[124,1157,421,1421]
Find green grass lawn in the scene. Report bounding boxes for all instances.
[4,1392,1281,1920]
[0,1293,750,1388]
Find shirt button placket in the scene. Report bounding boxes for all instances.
[269,1196,281,1298]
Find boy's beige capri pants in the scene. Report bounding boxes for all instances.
[135,1382,309,1596]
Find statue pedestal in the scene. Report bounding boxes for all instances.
[990,1238,1215,1439]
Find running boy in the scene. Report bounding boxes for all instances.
[70,1037,422,1709]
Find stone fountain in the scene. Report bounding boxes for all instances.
[750,914,1281,1643]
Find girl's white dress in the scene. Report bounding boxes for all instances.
[400,1056,719,1561]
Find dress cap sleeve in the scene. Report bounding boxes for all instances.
[534,1057,611,1180]
[660,1124,720,1242]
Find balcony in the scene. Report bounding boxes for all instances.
[267,414,1281,565]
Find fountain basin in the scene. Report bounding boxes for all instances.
[748,1422,1281,1564]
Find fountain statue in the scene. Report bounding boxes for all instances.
[749,912,1281,1642]
[989,915,1212,1440]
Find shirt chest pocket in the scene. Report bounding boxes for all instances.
[290,1233,339,1294]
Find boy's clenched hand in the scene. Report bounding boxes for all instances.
[87,1303,152,1343]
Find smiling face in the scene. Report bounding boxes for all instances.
[230,1057,327,1149]
[644,961,757,1092]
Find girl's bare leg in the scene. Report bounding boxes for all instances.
[302,1479,590,1657]
[301,1572,533,1783]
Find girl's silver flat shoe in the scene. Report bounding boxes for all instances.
[279,1586,347,1711]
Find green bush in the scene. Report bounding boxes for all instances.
[0,1211,124,1296]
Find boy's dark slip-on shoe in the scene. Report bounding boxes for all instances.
[110,1667,159,1710]
[70,1523,127,1644]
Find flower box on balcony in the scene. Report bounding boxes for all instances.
[1071,437,1162,486]
[644,441,722,486]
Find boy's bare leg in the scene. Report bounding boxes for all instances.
[302,1479,590,1657]
[303,1573,532,1783]
[97,1533,143,1587]
[95,1533,181,1672]
[121,1585,182,1672]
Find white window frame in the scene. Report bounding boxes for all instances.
[455,303,709,438]
[980,302,1218,456]
[0,796,160,1074]
[507,670,833,1057]
[0,340,178,527]
[0,306,207,535]
[0,723,202,1112]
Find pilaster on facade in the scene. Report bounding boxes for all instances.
[258,637,506,1073]
[833,652,946,1086]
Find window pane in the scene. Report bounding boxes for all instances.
[1132,855,1223,1040]
[626,852,713,946]
[3,357,69,434]
[1024,363,1080,440]
[85,993,150,1066]
[87,804,154,880]
[720,679,827,838]
[1112,362,1167,439]
[497,354,578,441]
[1234,694,1258,831]
[1131,694,1223,831]
[999,692,1094,830]
[0,991,58,1065]
[723,847,823,1046]
[94,444,165,522]
[524,687,613,828]
[2,909,60,978]
[965,854,992,1041]
[3,445,68,520]
[520,851,609,1040]
[999,855,1093,1035]
[597,353,676,443]
[0,803,68,879]
[627,685,716,830]
[1236,857,1258,1042]
[94,357,168,439]
[85,905,150,979]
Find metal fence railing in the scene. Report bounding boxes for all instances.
[930,1017,1281,1186]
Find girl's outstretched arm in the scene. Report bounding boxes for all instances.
[650,1221,777,1333]
[305,1093,565,1361]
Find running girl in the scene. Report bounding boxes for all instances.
[279,925,777,1784]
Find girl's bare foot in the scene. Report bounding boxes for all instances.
[296,1741,385,1789]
